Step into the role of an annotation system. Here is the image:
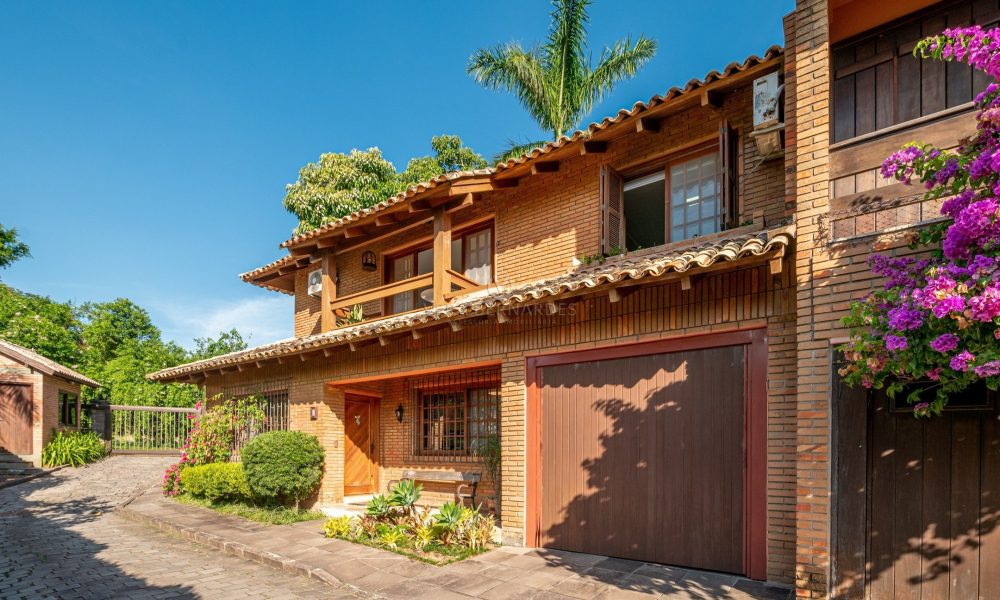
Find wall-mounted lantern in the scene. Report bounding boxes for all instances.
[309,406,318,420]
[362,250,378,272]
[394,403,404,423]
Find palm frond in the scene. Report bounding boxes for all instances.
[468,43,550,130]
[544,0,592,137]
[491,138,553,165]
[584,36,658,113]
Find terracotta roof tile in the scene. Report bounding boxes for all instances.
[0,338,100,387]
[149,224,793,382]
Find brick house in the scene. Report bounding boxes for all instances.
[0,338,100,467]
[150,0,1000,596]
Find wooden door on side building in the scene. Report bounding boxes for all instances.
[344,394,378,495]
[0,383,33,455]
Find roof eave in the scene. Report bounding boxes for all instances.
[148,224,793,384]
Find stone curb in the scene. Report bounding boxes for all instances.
[117,497,384,599]
[0,466,63,491]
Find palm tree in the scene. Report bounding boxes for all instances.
[468,0,657,161]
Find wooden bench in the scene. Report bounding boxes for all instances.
[387,470,481,508]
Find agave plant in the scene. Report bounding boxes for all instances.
[433,501,472,544]
[365,494,393,520]
[389,479,422,517]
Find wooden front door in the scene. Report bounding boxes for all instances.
[536,345,747,574]
[0,384,33,455]
[344,395,377,495]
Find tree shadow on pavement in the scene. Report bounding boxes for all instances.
[0,468,196,599]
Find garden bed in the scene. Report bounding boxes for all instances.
[175,494,325,525]
[321,480,497,565]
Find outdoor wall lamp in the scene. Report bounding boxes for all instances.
[362,250,378,272]
[394,403,404,423]
[309,407,318,420]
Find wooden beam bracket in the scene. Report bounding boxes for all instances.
[530,161,560,175]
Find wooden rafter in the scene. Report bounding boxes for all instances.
[530,161,559,175]
[581,141,608,155]
[701,90,723,108]
[636,117,660,133]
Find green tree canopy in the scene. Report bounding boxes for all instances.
[283,135,486,234]
[467,0,657,159]
[191,328,248,361]
[0,285,251,408]
[79,298,159,367]
[0,224,30,271]
[0,284,83,367]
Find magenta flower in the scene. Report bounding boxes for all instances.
[885,335,908,351]
[930,333,960,353]
[951,350,976,372]
[887,306,923,331]
[974,360,1000,377]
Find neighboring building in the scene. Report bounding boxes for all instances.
[150,1,1000,597]
[0,339,100,466]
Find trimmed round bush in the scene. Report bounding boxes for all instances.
[180,462,250,501]
[242,431,324,508]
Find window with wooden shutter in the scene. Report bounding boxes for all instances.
[600,165,625,255]
[719,121,739,229]
[831,0,997,144]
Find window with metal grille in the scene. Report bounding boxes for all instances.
[221,379,291,433]
[407,368,500,461]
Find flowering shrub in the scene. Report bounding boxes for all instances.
[840,26,1000,416]
[161,394,265,496]
[163,462,184,496]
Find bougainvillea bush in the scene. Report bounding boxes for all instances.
[161,395,265,496]
[840,26,1000,416]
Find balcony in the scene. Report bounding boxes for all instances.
[323,269,485,331]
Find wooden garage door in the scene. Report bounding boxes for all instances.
[538,345,746,574]
[0,384,33,455]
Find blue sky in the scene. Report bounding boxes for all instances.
[0,0,792,350]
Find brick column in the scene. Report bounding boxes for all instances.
[790,1,832,597]
[500,353,526,545]
[289,379,345,506]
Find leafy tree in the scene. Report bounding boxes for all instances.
[79,298,158,367]
[283,148,403,234]
[191,328,248,361]
[0,284,83,367]
[0,224,30,271]
[401,135,487,183]
[467,0,657,159]
[283,136,486,233]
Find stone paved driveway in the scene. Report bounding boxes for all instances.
[0,456,357,599]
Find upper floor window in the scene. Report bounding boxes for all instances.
[606,150,726,252]
[386,223,494,314]
[832,0,996,144]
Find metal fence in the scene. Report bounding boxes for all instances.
[109,405,200,454]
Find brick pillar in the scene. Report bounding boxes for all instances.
[790,1,832,597]
[500,353,526,545]
[289,379,345,506]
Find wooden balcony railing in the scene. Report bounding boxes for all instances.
[325,270,484,329]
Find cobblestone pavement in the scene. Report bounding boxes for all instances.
[0,455,357,599]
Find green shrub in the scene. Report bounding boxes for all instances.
[180,462,250,501]
[41,430,107,467]
[242,431,324,508]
